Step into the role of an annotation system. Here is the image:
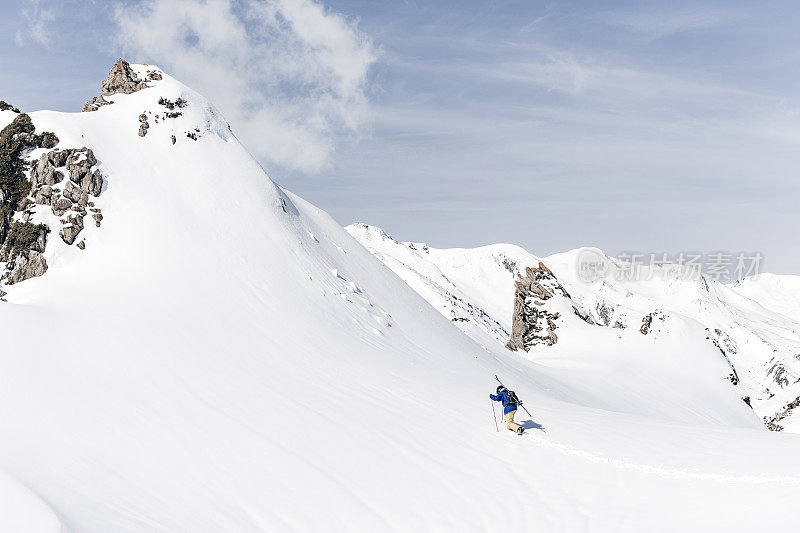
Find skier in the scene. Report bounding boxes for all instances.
[490,386,524,435]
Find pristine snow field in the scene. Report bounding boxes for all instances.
[732,273,800,323]
[2,66,800,531]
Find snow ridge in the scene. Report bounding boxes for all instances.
[348,224,800,432]
[1,62,800,531]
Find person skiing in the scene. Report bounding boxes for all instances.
[490,386,524,434]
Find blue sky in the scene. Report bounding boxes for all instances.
[3,0,800,274]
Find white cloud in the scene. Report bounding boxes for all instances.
[16,0,55,47]
[114,0,377,174]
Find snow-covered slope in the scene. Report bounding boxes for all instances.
[731,273,800,323]
[347,224,800,433]
[2,64,800,531]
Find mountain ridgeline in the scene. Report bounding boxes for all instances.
[2,60,800,531]
[346,223,800,432]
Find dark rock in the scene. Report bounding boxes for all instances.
[47,149,71,168]
[101,59,147,96]
[765,396,800,432]
[66,148,97,185]
[34,185,53,204]
[51,196,72,217]
[30,151,64,187]
[138,113,150,137]
[5,250,47,284]
[30,154,64,187]
[85,169,103,196]
[640,314,653,335]
[82,95,112,113]
[77,240,85,250]
[573,306,595,325]
[506,262,571,351]
[1,222,48,259]
[59,214,84,245]
[158,97,187,110]
[0,101,21,113]
[39,132,59,149]
[63,180,82,203]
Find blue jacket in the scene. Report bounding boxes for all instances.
[490,389,517,414]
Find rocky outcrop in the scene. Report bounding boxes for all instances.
[39,132,59,149]
[765,359,798,389]
[639,311,667,335]
[30,147,104,245]
[158,97,186,119]
[6,250,47,285]
[1,68,117,292]
[0,222,49,285]
[138,113,150,137]
[0,114,59,285]
[0,101,21,113]
[82,59,160,112]
[507,262,572,351]
[66,148,102,196]
[764,396,800,432]
[102,59,147,96]
[52,196,72,216]
[640,314,653,334]
[31,150,71,187]
[82,95,112,113]
[59,214,84,245]
[595,301,615,326]
[2,143,106,290]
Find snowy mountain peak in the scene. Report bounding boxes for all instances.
[348,228,800,432]
[3,59,800,531]
[0,60,288,295]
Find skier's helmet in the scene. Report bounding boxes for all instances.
[496,386,505,394]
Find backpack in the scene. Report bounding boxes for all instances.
[505,389,520,407]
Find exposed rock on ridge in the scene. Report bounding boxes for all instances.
[83,59,162,113]
[507,262,572,351]
[765,396,800,431]
[101,58,147,96]
[1,111,105,289]
[0,113,60,285]
[82,95,111,113]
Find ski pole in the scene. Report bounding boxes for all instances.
[491,400,499,432]
[496,375,532,417]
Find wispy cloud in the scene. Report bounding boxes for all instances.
[15,0,55,47]
[114,0,378,174]
[597,6,742,39]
